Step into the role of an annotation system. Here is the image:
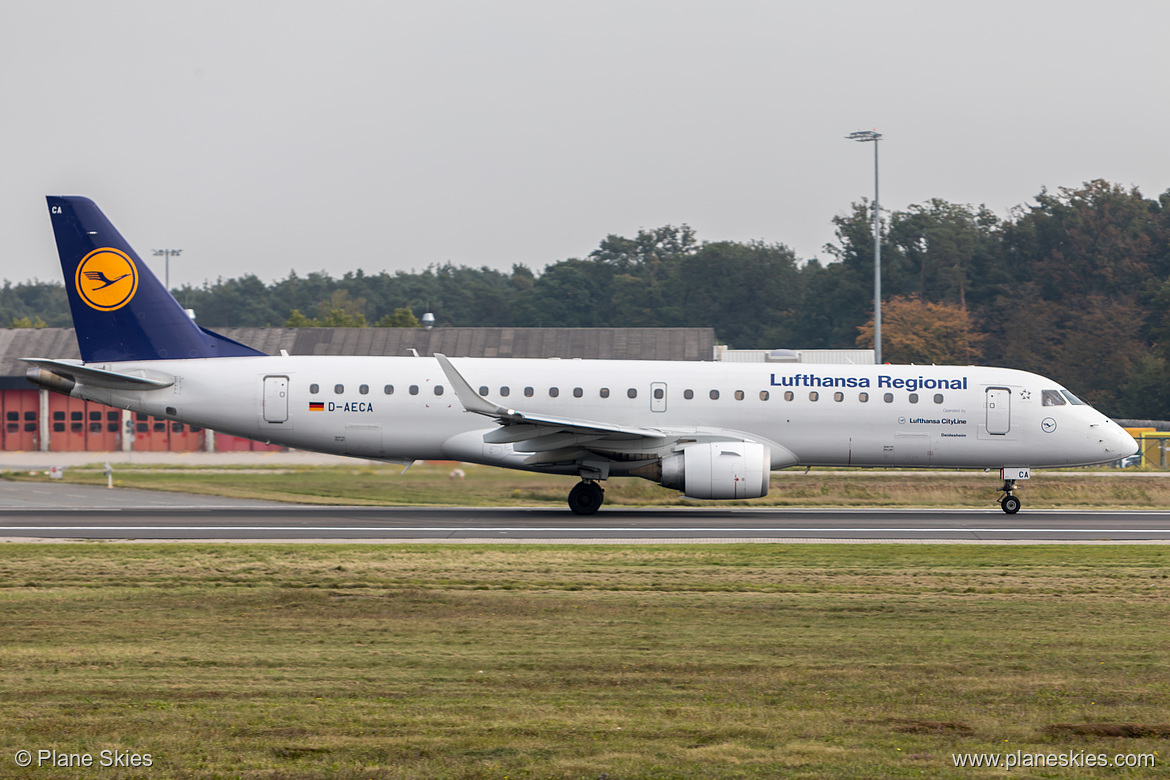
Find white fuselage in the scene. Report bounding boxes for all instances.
[67,356,1135,474]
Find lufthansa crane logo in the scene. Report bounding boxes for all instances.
[75,248,138,311]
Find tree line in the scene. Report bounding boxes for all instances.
[5,180,1170,418]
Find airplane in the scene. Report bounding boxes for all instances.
[25,196,1138,515]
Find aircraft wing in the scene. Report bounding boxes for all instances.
[434,353,779,472]
[435,353,667,441]
[21,358,175,390]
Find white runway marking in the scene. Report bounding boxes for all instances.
[2,526,1169,533]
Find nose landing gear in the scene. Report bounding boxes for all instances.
[568,480,605,515]
[998,479,1021,514]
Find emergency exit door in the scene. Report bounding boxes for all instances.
[985,387,1011,435]
[263,376,289,423]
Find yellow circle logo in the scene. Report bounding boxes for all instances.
[75,248,139,311]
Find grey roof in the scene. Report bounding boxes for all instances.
[216,327,714,361]
[0,327,715,382]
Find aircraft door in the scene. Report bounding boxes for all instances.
[263,376,289,423]
[650,382,667,413]
[985,387,1010,435]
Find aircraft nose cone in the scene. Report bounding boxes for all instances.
[1115,427,1139,458]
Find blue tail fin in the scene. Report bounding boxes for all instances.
[47,196,266,362]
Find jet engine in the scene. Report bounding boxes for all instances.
[656,441,770,499]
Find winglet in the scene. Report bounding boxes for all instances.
[434,354,511,417]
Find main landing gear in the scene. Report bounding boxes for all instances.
[998,478,1021,514]
[568,480,605,515]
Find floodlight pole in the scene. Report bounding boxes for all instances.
[152,248,182,291]
[847,130,882,364]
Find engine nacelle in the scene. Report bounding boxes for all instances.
[659,442,770,499]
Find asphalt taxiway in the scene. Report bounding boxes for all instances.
[1,483,1169,542]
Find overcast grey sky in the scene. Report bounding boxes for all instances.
[3,0,1168,289]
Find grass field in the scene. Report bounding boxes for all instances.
[1,544,1168,778]
[7,461,1170,510]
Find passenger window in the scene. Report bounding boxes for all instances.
[479,386,489,396]
[524,387,534,397]
[683,389,694,400]
[809,391,819,401]
[549,387,559,398]
[654,388,664,400]
[734,390,744,401]
[384,385,394,395]
[1042,389,1067,406]
[759,391,769,401]
[627,388,637,399]
[933,393,944,404]
[909,393,919,404]
[709,390,720,400]
[573,388,583,398]
[500,386,510,397]
[859,392,869,402]
[409,385,419,395]
[834,392,844,402]
[883,393,894,403]
[783,391,794,401]
[310,383,319,394]
[600,388,610,398]
[359,384,369,395]
[334,384,344,394]
[434,385,444,396]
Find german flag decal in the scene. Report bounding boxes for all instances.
[309,402,325,411]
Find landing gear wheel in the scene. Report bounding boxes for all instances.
[997,477,1020,514]
[568,481,604,515]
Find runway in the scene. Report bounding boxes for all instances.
[2,483,1168,542]
[2,502,1170,544]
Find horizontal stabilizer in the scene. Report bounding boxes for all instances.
[21,358,174,390]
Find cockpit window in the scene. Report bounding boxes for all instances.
[1042,390,1066,406]
[1061,389,1087,406]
